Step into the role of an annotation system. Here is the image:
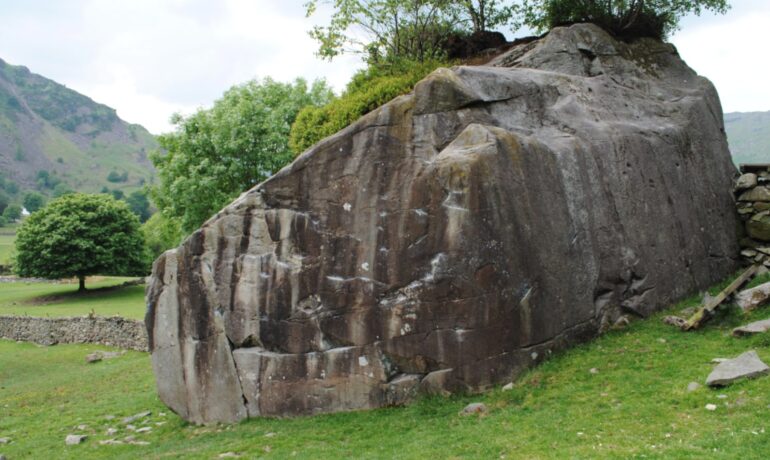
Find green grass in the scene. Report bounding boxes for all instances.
[0,233,14,266]
[3,272,770,458]
[0,277,146,319]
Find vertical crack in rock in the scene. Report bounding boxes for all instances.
[146,23,740,423]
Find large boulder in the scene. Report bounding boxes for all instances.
[146,24,739,424]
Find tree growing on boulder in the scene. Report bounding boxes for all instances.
[520,0,730,39]
[14,193,148,291]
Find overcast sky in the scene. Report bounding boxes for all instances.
[1,0,767,134]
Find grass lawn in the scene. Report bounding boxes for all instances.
[2,271,770,458]
[0,224,16,266]
[0,277,146,320]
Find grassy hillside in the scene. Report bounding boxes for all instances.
[725,111,770,165]
[0,58,157,200]
[2,272,770,458]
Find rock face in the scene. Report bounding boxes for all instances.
[146,24,739,424]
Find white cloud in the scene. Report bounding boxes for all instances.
[671,1,770,113]
[0,1,767,134]
[0,0,364,134]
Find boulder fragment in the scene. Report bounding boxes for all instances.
[732,319,770,337]
[735,281,770,311]
[65,434,87,445]
[705,351,770,387]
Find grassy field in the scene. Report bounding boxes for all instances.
[0,277,145,319]
[2,273,770,458]
[0,223,17,266]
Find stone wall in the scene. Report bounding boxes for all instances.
[736,169,770,265]
[0,315,147,351]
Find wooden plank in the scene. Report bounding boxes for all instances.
[682,264,759,331]
[740,164,770,174]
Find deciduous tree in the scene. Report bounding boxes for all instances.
[150,77,333,232]
[14,193,148,291]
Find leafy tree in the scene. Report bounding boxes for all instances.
[14,193,148,291]
[110,189,125,200]
[52,183,74,197]
[2,204,21,221]
[125,190,151,222]
[0,189,9,214]
[520,0,729,39]
[22,191,45,213]
[306,0,517,63]
[141,212,184,260]
[107,170,128,183]
[150,77,333,232]
[307,0,464,63]
[461,0,518,33]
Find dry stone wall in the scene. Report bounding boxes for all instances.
[0,315,147,351]
[736,169,770,264]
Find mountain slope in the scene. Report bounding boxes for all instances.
[0,58,156,195]
[725,111,770,165]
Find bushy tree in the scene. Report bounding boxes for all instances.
[126,190,151,222]
[2,204,21,221]
[520,0,729,39]
[290,58,447,153]
[307,0,469,63]
[14,193,148,291]
[141,212,184,260]
[150,77,333,232]
[22,191,45,213]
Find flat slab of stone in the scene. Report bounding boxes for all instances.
[735,281,770,311]
[706,350,770,387]
[733,319,770,337]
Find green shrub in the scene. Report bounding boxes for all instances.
[141,212,184,260]
[289,59,450,154]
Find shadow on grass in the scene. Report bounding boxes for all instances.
[22,278,144,306]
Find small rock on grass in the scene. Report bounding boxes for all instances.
[706,350,770,387]
[705,404,717,411]
[687,382,700,392]
[219,453,241,458]
[459,402,487,416]
[502,382,514,391]
[122,411,151,424]
[136,427,152,434]
[0,438,9,444]
[732,319,770,337]
[65,434,87,445]
[99,439,124,446]
[589,368,599,374]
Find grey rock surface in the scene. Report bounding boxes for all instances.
[65,434,87,445]
[736,173,758,191]
[706,351,770,386]
[735,281,770,311]
[459,402,488,416]
[732,318,770,336]
[146,23,740,423]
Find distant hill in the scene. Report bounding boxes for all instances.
[725,111,770,166]
[0,58,156,197]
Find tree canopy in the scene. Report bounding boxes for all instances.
[306,0,517,63]
[520,0,730,39]
[14,193,147,291]
[150,77,333,233]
